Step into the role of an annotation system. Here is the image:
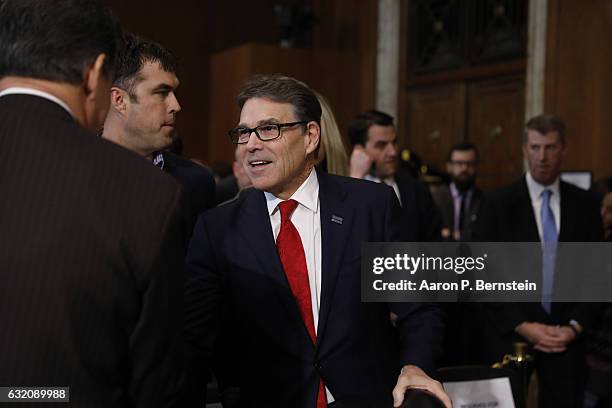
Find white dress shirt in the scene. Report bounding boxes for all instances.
[525,172,561,241]
[364,174,402,206]
[0,87,73,117]
[264,169,334,402]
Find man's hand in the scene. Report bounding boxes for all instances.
[349,145,372,179]
[392,365,452,408]
[515,322,575,353]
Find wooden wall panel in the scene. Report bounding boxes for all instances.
[208,44,361,162]
[545,0,612,181]
[406,84,466,173]
[468,76,525,189]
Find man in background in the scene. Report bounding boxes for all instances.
[102,34,215,240]
[478,114,602,408]
[0,1,186,406]
[432,142,483,242]
[348,110,441,242]
[433,143,485,365]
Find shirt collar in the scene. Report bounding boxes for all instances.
[0,87,74,117]
[364,174,396,186]
[265,168,319,216]
[526,171,560,201]
[450,182,473,199]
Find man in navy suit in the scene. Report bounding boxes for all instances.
[184,75,449,408]
[477,114,603,408]
[102,34,215,241]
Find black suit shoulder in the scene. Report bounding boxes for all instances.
[161,151,216,241]
[326,171,400,203]
[395,171,442,241]
[0,95,185,407]
[163,152,215,201]
[209,172,397,214]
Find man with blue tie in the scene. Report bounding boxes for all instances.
[183,75,450,408]
[477,114,603,408]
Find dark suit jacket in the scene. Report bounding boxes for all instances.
[431,184,483,242]
[184,170,443,407]
[475,176,603,361]
[395,171,442,242]
[159,151,215,242]
[0,95,186,407]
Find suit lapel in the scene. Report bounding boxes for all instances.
[558,181,574,241]
[517,178,540,242]
[237,190,303,320]
[316,170,353,345]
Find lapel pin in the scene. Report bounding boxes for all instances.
[331,215,343,225]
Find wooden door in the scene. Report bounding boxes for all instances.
[405,83,466,174]
[467,76,525,189]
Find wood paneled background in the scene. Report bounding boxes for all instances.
[102,0,378,163]
[102,0,612,183]
[545,0,612,183]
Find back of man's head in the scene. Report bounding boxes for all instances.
[113,33,178,102]
[237,74,322,126]
[0,0,121,84]
[348,109,394,147]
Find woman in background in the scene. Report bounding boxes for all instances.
[314,91,349,177]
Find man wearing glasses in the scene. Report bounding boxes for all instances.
[183,75,450,408]
[432,143,482,242]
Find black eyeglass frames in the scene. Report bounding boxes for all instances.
[228,121,308,144]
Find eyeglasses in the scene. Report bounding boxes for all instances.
[228,121,308,144]
[449,160,477,168]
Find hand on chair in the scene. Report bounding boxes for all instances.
[392,365,452,408]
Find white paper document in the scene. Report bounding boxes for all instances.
[443,377,515,408]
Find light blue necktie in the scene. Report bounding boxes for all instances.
[541,189,558,313]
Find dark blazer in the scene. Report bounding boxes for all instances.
[184,170,443,407]
[0,95,186,407]
[159,151,215,242]
[476,176,603,360]
[431,184,483,242]
[395,171,442,242]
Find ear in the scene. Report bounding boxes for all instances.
[446,161,452,173]
[83,53,107,98]
[81,53,111,132]
[110,87,128,114]
[304,121,321,156]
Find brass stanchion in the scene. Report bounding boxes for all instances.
[492,342,534,407]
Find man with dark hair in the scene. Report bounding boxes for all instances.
[477,113,603,408]
[0,1,186,406]
[433,143,485,366]
[524,113,566,145]
[433,142,482,242]
[347,109,441,242]
[184,75,449,408]
[102,34,215,240]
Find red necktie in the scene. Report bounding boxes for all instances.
[276,199,327,408]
